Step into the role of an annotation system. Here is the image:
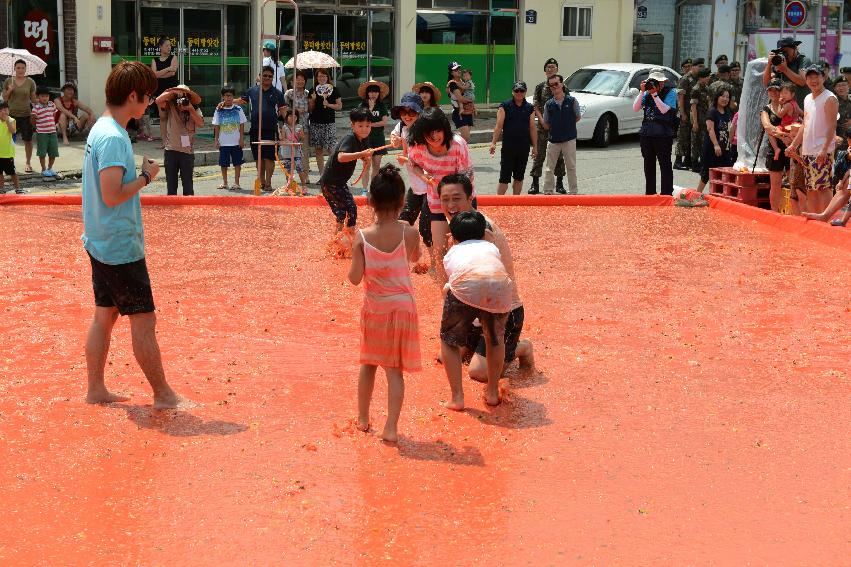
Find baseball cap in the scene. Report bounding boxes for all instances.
[512,81,527,92]
[804,64,825,76]
[766,79,782,90]
[448,61,461,71]
[390,92,425,119]
[262,40,276,50]
[777,37,802,49]
[544,57,559,70]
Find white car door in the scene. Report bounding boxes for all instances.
[617,69,649,134]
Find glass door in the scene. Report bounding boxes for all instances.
[183,8,223,117]
[487,14,517,103]
[336,15,370,109]
[140,6,182,66]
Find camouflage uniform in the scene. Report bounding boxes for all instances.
[690,82,712,167]
[675,74,694,160]
[837,95,851,135]
[709,78,734,99]
[729,77,744,108]
[530,79,565,178]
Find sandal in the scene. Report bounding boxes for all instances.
[216,183,228,191]
[24,164,33,173]
[230,185,242,192]
[15,188,28,194]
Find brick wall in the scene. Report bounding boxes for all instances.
[678,4,713,64]
[63,0,77,84]
[634,0,676,68]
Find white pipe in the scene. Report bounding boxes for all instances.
[57,0,66,85]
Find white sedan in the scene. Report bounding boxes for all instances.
[528,62,681,147]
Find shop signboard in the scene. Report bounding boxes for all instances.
[22,9,53,59]
[142,35,221,57]
[784,1,806,28]
[143,36,177,57]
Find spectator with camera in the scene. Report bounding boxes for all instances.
[156,84,204,195]
[633,69,678,196]
[762,37,811,108]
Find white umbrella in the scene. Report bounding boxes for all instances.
[284,50,340,69]
[0,48,47,76]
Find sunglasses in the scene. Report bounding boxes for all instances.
[262,74,273,79]
[547,82,560,87]
[513,89,526,93]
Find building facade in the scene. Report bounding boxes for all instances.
[1,0,633,116]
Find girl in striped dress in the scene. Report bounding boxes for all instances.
[406,108,476,282]
[348,164,422,443]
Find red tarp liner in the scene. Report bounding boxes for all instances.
[0,194,674,207]
[707,195,851,252]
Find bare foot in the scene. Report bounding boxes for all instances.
[485,391,501,406]
[63,139,70,146]
[380,427,398,443]
[153,391,191,410]
[357,417,370,432]
[802,212,826,221]
[444,395,465,411]
[86,389,130,404]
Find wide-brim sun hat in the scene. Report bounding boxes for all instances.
[357,80,390,100]
[165,84,201,106]
[412,81,441,104]
[390,92,425,119]
[648,69,668,82]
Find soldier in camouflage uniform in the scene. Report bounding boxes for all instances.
[680,58,692,77]
[729,62,744,108]
[690,68,713,172]
[834,76,851,152]
[709,54,728,84]
[674,57,703,170]
[529,57,566,194]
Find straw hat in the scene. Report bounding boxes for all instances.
[165,84,201,106]
[412,81,441,104]
[357,80,389,100]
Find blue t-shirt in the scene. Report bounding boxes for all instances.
[81,116,144,265]
[242,85,285,132]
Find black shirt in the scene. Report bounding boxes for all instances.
[308,85,341,125]
[499,99,534,148]
[320,133,368,187]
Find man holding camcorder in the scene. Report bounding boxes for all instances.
[762,37,811,108]
[156,84,204,195]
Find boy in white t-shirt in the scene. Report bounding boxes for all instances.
[212,86,247,191]
[440,210,512,410]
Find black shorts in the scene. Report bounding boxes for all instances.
[0,157,15,176]
[467,305,525,363]
[428,197,478,222]
[440,291,508,349]
[499,145,531,184]
[451,109,474,128]
[11,115,33,142]
[250,129,277,162]
[87,252,155,315]
[765,140,790,172]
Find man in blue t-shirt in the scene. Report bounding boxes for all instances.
[239,66,285,191]
[489,81,538,195]
[541,74,581,194]
[81,61,182,409]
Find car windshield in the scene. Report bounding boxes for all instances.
[565,69,629,97]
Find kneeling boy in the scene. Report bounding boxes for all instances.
[440,210,513,409]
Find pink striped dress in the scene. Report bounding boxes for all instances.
[359,228,422,372]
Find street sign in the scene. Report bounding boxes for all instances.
[525,9,537,24]
[784,1,807,28]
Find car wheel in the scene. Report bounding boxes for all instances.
[592,114,616,147]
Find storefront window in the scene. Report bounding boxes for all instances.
[372,11,394,102]
[417,0,489,8]
[112,1,138,60]
[756,0,815,30]
[8,0,59,86]
[844,0,851,29]
[227,4,251,97]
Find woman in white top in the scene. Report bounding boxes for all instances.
[261,41,287,94]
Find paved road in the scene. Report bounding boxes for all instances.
[22,135,701,196]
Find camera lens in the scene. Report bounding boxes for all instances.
[772,54,784,66]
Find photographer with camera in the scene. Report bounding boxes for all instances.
[156,84,204,195]
[763,37,811,108]
[633,69,678,195]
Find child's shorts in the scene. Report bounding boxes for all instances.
[219,145,244,168]
[0,157,15,176]
[451,109,474,129]
[440,291,508,348]
[36,132,59,158]
[281,156,303,174]
[466,305,525,363]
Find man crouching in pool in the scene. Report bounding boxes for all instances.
[437,173,534,382]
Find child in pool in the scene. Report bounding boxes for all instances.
[440,210,513,409]
[348,164,422,443]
